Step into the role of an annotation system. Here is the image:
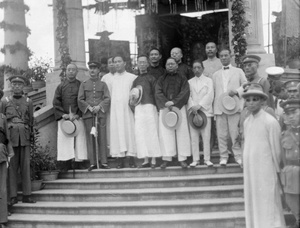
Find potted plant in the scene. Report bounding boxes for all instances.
[37,145,60,181]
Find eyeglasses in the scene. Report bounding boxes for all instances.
[245,97,260,102]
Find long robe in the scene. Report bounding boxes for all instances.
[243,109,286,228]
[110,71,137,157]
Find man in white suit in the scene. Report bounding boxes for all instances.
[212,49,247,166]
[188,60,214,167]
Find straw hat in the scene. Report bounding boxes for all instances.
[161,107,182,130]
[188,109,207,130]
[129,85,143,106]
[218,92,240,115]
[242,83,268,100]
[60,119,80,137]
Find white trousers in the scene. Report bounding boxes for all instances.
[190,117,212,162]
[57,118,88,161]
[158,106,191,162]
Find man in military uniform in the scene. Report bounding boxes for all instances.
[78,61,111,171]
[281,99,300,228]
[0,75,36,204]
[53,63,88,171]
[0,89,14,228]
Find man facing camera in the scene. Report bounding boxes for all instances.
[78,61,111,171]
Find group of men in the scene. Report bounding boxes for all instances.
[0,40,299,228]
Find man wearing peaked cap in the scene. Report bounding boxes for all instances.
[242,82,286,228]
[0,75,36,205]
[87,61,101,69]
[284,79,300,100]
[280,99,300,228]
[242,54,274,109]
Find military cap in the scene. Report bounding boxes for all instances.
[284,79,300,90]
[265,66,284,79]
[87,61,100,68]
[8,75,28,85]
[280,99,300,111]
[242,55,261,64]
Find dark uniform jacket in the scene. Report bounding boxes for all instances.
[0,114,14,163]
[53,79,82,120]
[155,71,190,110]
[78,78,110,119]
[0,96,33,147]
[132,73,156,106]
[281,127,300,194]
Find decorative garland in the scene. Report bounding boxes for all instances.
[0,21,31,36]
[0,1,29,12]
[230,0,249,68]
[55,0,72,78]
[1,41,32,59]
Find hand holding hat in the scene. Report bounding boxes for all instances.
[129,85,143,106]
[165,101,174,108]
[191,105,201,114]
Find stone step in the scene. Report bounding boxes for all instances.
[45,173,243,190]
[12,198,244,215]
[8,211,246,228]
[18,185,244,202]
[59,164,242,179]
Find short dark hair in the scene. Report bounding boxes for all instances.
[113,55,126,62]
[192,59,204,68]
[67,63,78,70]
[219,48,231,54]
[137,55,148,61]
[166,57,177,63]
[149,47,161,55]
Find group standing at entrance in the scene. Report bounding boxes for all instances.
[0,41,299,228]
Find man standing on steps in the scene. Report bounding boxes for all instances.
[212,48,247,167]
[53,63,88,171]
[242,83,286,228]
[109,55,137,168]
[170,47,194,80]
[130,55,161,169]
[0,75,36,205]
[78,61,111,171]
[147,48,166,80]
[202,42,222,153]
[155,57,191,169]
[202,42,222,79]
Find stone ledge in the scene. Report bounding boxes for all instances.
[34,104,55,129]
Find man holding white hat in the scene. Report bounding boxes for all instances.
[130,55,161,168]
[188,60,214,167]
[212,48,247,166]
[242,83,285,228]
[155,57,191,169]
[53,63,88,171]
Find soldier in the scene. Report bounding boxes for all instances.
[53,63,88,171]
[280,99,300,228]
[0,89,14,228]
[0,75,36,205]
[78,61,111,171]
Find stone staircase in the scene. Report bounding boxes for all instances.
[8,156,248,228]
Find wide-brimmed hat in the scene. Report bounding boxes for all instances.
[60,119,80,137]
[129,85,143,106]
[188,109,207,130]
[162,106,182,130]
[242,83,268,100]
[218,92,240,115]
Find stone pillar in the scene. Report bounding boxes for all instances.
[46,0,88,105]
[3,0,28,93]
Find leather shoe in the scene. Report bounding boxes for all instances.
[100,164,110,169]
[180,161,188,169]
[140,163,150,168]
[22,196,36,203]
[160,161,169,169]
[10,197,18,205]
[151,164,156,169]
[87,165,97,171]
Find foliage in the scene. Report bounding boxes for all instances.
[230,0,249,68]
[0,20,31,36]
[30,127,58,180]
[25,56,53,82]
[0,41,32,59]
[55,0,72,80]
[0,1,30,12]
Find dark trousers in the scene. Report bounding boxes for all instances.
[286,193,300,222]
[0,162,8,223]
[84,117,107,165]
[9,145,31,197]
